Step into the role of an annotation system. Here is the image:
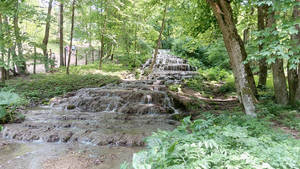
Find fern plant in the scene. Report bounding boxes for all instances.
[129,113,300,169]
[0,91,21,106]
[0,90,23,125]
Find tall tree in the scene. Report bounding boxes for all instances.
[206,0,257,116]
[99,1,107,70]
[42,0,54,72]
[266,10,289,105]
[99,24,105,69]
[0,13,5,84]
[13,0,27,74]
[291,0,300,102]
[257,3,268,88]
[66,0,76,75]
[149,1,168,71]
[59,2,64,67]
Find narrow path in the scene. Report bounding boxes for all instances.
[0,50,197,169]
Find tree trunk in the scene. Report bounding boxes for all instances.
[85,51,88,65]
[243,28,249,44]
[66,0,76,75]
[6,48,10,79]
[98,48,101,61]
[75,50,78,66]
[266,11,289,105]
[149,3,168,71]
[10,44,17,76]
[33,46,37,74]
[88,29,91,65]
[0,13,5,84]
[92,50,94,63]
[64,47,67,66]
[296,64,300,101]
[0,67,5,84]
[257,4,268,88]
[272,59,289,105]
[3,16,10,80]
[288,64,298,104]
[110,45,114,61]
[245,60,258,97]
[207,0,257,116]
[99,13,107,70]
[13,1,26,74]
[134,24,138,67]
[99,34,104,70]
[42,0,53,72]
[292,0,300,102]
[59,2,64,67]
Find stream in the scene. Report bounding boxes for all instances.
[0,50,197,169]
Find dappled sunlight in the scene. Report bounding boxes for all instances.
[0,0,299,168]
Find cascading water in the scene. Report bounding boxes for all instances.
[142,49,198,85]
[0,49,197,169]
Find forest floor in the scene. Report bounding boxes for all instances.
[169,86,300,139]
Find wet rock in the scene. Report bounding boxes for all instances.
[61,131,73,142]
[24,134,40,141]
[165,80,175,85]
[48,134,60,142]
[63,124,72,128]
[67,105,76,110]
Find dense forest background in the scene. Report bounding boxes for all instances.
[0,0,299,110]
[0,0,299,168]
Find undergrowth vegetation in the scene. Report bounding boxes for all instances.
[172,37,230,70]
[3,67,120,105]
[257,101,300,132]
[129,112,300,169]
[183,68,236,98]
[0,91,25,127]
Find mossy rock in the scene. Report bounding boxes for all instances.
[67,105,76,110]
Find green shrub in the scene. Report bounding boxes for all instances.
[172,37,209,69]
[116,53,151,69]
[218,75,235,93]
[134,69,141,79]
[184,75,204,92]
[202,68,230,81]
[0,91,24,124]
[0,91,22,106]
[206,40,231,70]
[131,113,300,169]
[206,69,218,81]
[169,84,181,92]
[218,81,236,93]
[172,37,231,70]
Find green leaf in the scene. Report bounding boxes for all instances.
[0,107,8,119]
[168,141,178,153]
[0,91,21,106]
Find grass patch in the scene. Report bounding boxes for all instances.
[127,112,300,169]
[58,62,130,74]
[4,71,120,105]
